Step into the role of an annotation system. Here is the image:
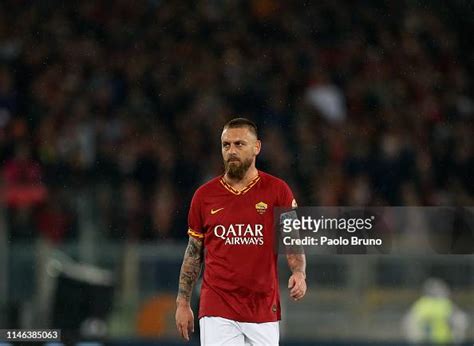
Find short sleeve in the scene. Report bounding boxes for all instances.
[187,190,205,239]
[279,180,297,208]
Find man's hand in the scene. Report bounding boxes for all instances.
[288,271,306,301]
[175,301,194,341]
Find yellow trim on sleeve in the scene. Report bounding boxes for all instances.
[187,228,204,239]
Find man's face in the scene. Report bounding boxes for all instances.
[221,127,261,180]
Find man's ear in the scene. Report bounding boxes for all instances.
[255,139,261,155]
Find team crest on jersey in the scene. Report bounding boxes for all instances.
[255,201,268,214]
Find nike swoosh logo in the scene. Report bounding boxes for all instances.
[211,207,224,215]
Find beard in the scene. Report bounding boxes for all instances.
[224,157,252,180]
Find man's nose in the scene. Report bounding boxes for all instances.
[228,144,237,154]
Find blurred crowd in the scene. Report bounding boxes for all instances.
[0,0,472,242]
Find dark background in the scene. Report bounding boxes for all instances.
[0,0,472,344]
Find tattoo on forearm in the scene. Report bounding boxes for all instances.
[177,237,204,302]
[287,253,306,276]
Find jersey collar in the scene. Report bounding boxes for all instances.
[220,173,261,195]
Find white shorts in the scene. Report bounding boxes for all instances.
[199,316,279,346]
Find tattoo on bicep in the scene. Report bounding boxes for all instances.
[177,237,204,301]
[186,237,203,258]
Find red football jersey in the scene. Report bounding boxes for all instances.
[187,170,295,323]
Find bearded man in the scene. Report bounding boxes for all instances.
[175,118,306,345]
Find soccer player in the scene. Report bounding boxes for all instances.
[175,118,306,345]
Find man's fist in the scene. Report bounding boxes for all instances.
[288,272,307,301]
[175,302,194,341]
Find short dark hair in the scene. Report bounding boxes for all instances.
[223,118,258,138]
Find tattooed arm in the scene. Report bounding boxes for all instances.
[287,253,307,301]
[176,237,204,341]
[177,236,204,303]
[287,253,306,276]
[281,210,307,300]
